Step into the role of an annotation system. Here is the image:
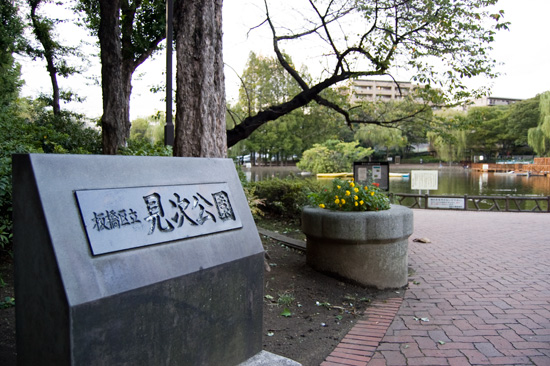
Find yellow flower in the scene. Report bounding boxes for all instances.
[370,191,375,196]
[337,185,341,189]
[354,195,359,200]
[341,199,346,204]
[364,186,368,191]
[354,187,359,193]
[360,200,364,205]
[335,198,340,204]
[345,190,351,196]
[354,201,358,207]
[349,181,355,187]
[319,203,325,208]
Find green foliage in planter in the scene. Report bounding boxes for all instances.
[308,178,390,211]
[250,177,324,218]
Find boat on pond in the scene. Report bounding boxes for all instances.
[389,172,410,178]
[316,172,353,179]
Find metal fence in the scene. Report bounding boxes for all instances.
[389,193,550,213]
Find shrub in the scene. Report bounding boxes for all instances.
[118,138,173,156]
[0,107,101,257]
[250,177,324,218]
[297,140,373,174]
[242,185,265,220]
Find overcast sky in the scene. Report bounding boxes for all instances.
[17,0,550,121]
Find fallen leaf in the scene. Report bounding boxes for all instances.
[413,237,431,243]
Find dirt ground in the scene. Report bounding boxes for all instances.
[261,235,398,365]
[0,228,399,366]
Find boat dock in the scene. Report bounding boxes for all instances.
[471,158,550,176]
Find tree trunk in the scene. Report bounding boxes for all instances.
[98,0,128,155]
[173,0,226,158]
[122,63,133,142]
[45,56,60,115]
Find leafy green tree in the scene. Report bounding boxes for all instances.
[465,106,510,159]
[130,113,165,144]
[27,0,82,115]
[226,0,509,147]
[230,53,352,164]
[0,0,24,113]
[239,52,303,113]
[353,96,434,157]
[75,0,166,154]
[297,140,373,174]
[428,99,540,162]
[234,52,305,163]
[528,91,550,156]
[507,96,539,149]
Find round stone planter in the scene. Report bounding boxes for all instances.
[301,205,413,290]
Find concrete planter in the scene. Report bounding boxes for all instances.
[302,205,413,290]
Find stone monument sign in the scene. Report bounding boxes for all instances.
[13,154,298,366]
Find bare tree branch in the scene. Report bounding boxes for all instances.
[227,0,507,147]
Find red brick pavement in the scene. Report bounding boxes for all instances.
[322,298,403,366]
[327,210,550,366]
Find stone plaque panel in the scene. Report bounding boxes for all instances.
[76,183,242,255]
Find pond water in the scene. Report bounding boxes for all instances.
[243,165,550,197]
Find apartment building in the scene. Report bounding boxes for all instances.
[350,79,414,103]
[469,96,523,107]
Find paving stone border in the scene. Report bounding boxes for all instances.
[321,297,403,366]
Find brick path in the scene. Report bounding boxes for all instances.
[327,209,550,366]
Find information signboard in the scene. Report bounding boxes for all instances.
[427,197,465,209]
[353,162,389,191]
[411,170,439,190]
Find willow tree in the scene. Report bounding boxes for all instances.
[528,91,550,156]
[225,0,509,148]
[355,124,408,158]
[428,130,469,163]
